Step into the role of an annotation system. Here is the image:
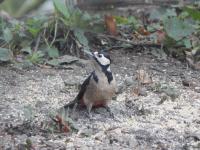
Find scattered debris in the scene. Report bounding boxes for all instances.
[136,69,152,85]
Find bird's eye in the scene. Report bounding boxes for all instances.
[98,54,102,58]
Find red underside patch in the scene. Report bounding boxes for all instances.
[80,98,106,108]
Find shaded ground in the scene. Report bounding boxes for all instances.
[0,49,200,150]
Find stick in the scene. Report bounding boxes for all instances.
[97,33,162,48]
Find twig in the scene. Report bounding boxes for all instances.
[64,30,70,41]
[77,0,178,9]
[50,19,58,47]
[97,33,162,48]
[42,28,50,48]
[33,33,41,51]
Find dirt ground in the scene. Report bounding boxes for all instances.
[0,49,200,150]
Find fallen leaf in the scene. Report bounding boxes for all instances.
[153,83,179,101]
[137,26,150,36]
[132,87,140,96]
[63,124,70,133]
[186,51,200,70]
[137,69,152,84]
[46,55,79,67]
[132,87,147,97]
[156,30,166,44]
[0,48,12,62]
[0,10,13,21]
[105,14,117,36]
[54,115,70,133]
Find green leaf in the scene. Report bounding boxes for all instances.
[28,27,40,37]
[149,9,164,20]
[128,16,140,29]
[47,47,59,58]
[183,39,192,48]
[150,8,177,21]
[115,16,129,25]
[53,0,70,19]
[74,29,90,53]
[82,12,92,21]
[179,11,189,19]
[165,9,177,17]
[163,17,195,41]
[46,59,59,66]
[26,18,43,37]
[0,48,12,62]
[3,28,13,43]
[184,7,200,21]
[27,51,44,64]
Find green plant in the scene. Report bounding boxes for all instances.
[0,48,13,62]
[115,16,140,29]
[163,17,195,41]
[53,0,102,30]
[26,50,44,64]
[0,0,107,66]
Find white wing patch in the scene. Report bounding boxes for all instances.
[107,66,111,72]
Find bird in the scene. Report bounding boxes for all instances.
[64,50,117,117]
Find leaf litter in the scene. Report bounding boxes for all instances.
[0,1,200,149]
[0,49,200,149]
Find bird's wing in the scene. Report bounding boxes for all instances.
[64,73,93,108]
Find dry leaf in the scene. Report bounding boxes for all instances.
[137,26,150,36]
[137,69,152,84]
[132,87,140,96]
[186,51,200,70]
[133,31,144,40]
[156,30,166,44]
[63,124,70,133]
[105,14,117,36]
[54,115,70,133]
[132,87,147,97]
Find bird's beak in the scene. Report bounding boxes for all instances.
[92,52,98,57]
[91,52,95,60]
[91,52,95,59]
[84,51,98,60]
[83,50,93,59]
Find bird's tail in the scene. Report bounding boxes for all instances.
[64,99,77,109]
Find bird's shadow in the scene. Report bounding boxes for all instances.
[56,106,116,122]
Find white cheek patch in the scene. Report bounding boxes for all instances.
[97,55,110,66]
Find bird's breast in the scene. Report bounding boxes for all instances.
[87,74,115,99]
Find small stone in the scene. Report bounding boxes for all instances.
[158,93,168,105]
[116,83,125,94]
[182,79,190,87]
[195,87,200,93]
[17,144,26,150]
[125,76,135,86]
[139,87,147,96]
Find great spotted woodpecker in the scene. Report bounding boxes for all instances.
[64,51,117,117]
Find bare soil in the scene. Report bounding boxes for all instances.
[0,49,200,150]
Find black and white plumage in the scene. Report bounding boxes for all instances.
[64,51,117,116]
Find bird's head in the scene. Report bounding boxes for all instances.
[92,51,111,72]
